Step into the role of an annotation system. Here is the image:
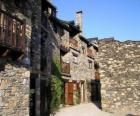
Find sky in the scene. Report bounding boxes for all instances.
[52,0,140,41]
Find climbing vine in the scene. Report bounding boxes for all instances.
[50,58,62,113]
[51,75,62,112]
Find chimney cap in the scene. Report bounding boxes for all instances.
[76,11,83,14]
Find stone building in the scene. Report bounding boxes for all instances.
[0,0,66,115]
[60,11,99,105]
[0,0,100,115]
[0,1,32,115]
[98,38,140,115]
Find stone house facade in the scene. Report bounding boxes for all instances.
[60,11,99,105]
[0,0,64,115]
[0,0,100,116]
[0,1,31,115]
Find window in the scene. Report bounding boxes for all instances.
[88,60,92,69]
[72,53,78,64]
[82,46,85,54]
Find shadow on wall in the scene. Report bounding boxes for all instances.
[126,114,140,116]
[30,60,62,116]
[91,80,102,109]
[0,59,23,71]
[0,59,6,71]
[30,14,61,116]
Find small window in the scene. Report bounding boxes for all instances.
[88,60,92,69]
[72,53,78,64]
[82,46,85,54]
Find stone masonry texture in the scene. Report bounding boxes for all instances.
[61,31,97,103]
[0,62,30,116]
[0,1,32,115]
[98,40,140,114]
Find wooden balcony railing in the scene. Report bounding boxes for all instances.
[69,38,78,50]
[0,9,26,52]
[61,61,70,75]
[87,48,94,58]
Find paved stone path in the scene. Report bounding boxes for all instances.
[54,103,123,116]
[54,103,140,116]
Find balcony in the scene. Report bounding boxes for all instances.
[69,38,79,52]
[87,48,94,59]
[61,61,71,76]
[0,9,26,59]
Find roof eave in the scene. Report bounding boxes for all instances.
[45,0,57,10]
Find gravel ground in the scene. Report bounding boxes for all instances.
[54,103,123,116]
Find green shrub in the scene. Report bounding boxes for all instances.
[50,58,62,113]
[51,75,62,112]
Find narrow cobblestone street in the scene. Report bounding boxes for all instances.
[55,103,140,116]
[55,103,124,116]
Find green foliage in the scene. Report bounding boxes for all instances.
[50,58,62,113]
[29,89,35,102]
[76,90,80,104]
[52,58,61,78]
[51,75,62,113]
[74,91,80,105]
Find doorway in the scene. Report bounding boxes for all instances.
[65,82,74,105]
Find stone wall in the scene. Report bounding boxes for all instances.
[61,34,95,82]
[98,40,140,114]
[0,1,32,115]
[60,30,69,47]
[0,61,30,116]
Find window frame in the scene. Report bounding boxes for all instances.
[72,53,78,64]
[88,60,92,69]
[82,46,85,54]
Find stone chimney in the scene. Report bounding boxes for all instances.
[76,11,83,32]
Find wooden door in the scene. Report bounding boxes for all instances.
[65,82,74,105]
